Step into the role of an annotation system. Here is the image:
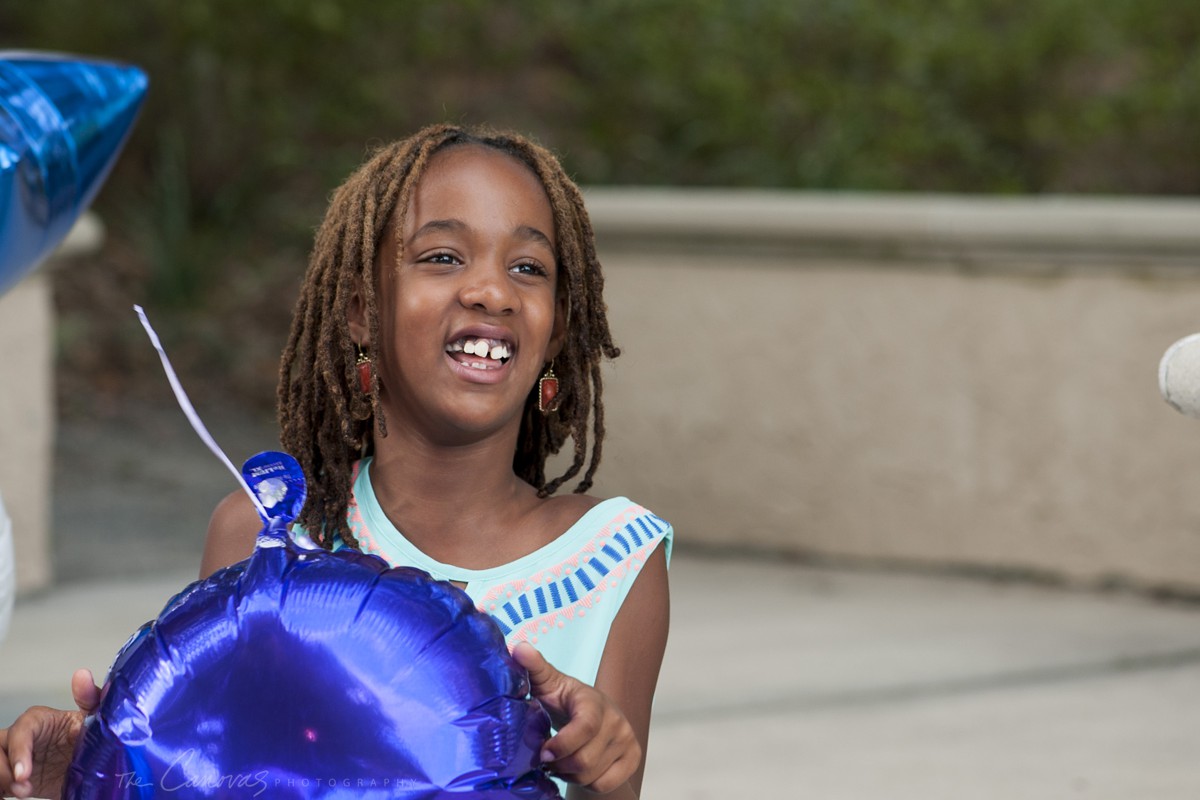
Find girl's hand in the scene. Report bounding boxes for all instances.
[513,642,641,795]
[0,669,100,798]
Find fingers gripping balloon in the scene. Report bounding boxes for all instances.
[64,310,559,799]
[0,52,147,294]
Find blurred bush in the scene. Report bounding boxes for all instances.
[1,0,1198,409]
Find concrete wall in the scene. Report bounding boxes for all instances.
[0,214,103,595]
[8,198,1200,595]
[0,272,55,594]
[580,190,1200,594]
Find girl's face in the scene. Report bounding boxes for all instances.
[358,144,566,444]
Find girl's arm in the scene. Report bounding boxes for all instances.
[516,544,670,798]
[200,490,262,578]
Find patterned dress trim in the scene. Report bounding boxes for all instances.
[339,461,671,646]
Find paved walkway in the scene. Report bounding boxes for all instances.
[4,553,1200,799]
[3,404,1199,797]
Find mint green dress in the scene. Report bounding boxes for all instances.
[306,457,674,690]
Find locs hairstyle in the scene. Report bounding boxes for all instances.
[278,124,619,549]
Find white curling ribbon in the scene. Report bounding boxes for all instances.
[134,305,268,519]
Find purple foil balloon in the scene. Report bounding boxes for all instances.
[64,452,558,799]
[0,52,147,294]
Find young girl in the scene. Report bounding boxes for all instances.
[0,124,672,799]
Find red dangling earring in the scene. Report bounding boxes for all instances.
[538,363,560,414]
[356,344,372,394]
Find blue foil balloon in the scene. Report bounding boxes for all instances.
[0,52,147,294]
[64,452,559,799]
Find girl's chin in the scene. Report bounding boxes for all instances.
[390,400,529,446]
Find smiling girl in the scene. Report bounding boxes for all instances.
[0,125,671,800]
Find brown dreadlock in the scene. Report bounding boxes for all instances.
[277,124,620,550]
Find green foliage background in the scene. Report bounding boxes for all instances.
[2,0,1198,408]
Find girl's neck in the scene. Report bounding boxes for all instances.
[364,421,543,567]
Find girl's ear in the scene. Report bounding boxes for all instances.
[546,291,569,360]
[347,282,369,345]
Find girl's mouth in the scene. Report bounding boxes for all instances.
[445,336,512,370]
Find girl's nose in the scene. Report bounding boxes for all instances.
[458,261,519,315]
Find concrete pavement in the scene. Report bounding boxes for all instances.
[3,553,1200,799]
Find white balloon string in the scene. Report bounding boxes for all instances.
[134,305,267,519]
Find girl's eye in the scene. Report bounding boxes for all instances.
[510,261,549,277]
[426,252,460,265]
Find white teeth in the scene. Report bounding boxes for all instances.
[447,337,510,361]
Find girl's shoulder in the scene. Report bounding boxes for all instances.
[536,491,674,568]
[535,490,604,533]
[537,491,670,535]
[200,489,263,578]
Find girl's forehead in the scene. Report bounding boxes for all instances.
[421,144,546,199]
[400,144,555,237]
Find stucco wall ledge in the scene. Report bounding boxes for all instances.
[583,189,1200,271]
